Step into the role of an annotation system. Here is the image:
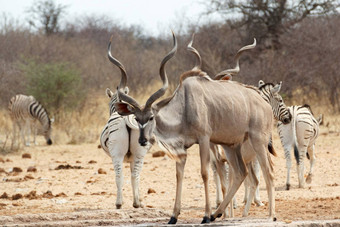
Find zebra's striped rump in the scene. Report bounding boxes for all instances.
[277,104,320,189]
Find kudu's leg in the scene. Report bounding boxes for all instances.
[211,144,247,221]
[129,130,149,208]
[200,137,212,224]
[306,144,316,184]
[256,145,276,221]
[168,157,187,224]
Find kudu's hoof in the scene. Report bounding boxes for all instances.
[210,213,222,222]
[168,217,177,224]
[201,216,210,224]
[116,204,122,209]
[286,184,290,190]
[273,217,277,221]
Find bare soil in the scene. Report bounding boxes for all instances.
[0,128,339,226]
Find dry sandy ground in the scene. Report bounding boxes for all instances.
[0,128,339,226]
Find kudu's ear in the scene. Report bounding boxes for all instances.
[106,88,114,98]
[271,81,282,93]
[124,86,129,94]
[258,80,265,87]
[114,102,136,116]
[221,75,233,81]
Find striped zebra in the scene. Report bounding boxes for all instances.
[8,94,52,148]
[99,38,151,209]
[277,104,321,190]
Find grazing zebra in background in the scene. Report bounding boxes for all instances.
[8,94,52,148]
[99,38,151,209]
[277,104,322,190]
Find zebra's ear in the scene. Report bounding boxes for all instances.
[258,80,265,87]
[114,102,136,116]
[50,117,55,124]
[271,81,282,93]
[106,88,114,98]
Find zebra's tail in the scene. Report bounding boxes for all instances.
[292,107,300,165]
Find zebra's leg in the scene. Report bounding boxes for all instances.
[209,144,223,208]
[108,126,129,209]
[129,130,149,208]
[211,144,247,222]
[210,144,229,218]
[11,121,18,149]
[296,145,306,188]
[211,158,222,208]
[243,174,250,204]
[283,145,293,190]
[306,144,316,184]
[243,162,259,217]
[33,123,38,145]
[253,158,264,206]
[24,120,31,146]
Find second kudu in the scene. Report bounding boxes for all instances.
[112,32,276,224]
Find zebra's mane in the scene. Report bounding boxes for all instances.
[301,104,314,115]
[258,82,275,90]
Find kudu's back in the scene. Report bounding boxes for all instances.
[163,74,273,147]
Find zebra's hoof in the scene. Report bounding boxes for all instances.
[168,217,177,224]
[133,202,143,208]
[273,217,277,221]
[201,216,210,224]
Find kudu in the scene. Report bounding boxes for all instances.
[113,32,276,224]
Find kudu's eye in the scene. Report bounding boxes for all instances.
[149,116,154,121]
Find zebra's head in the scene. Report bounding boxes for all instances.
[258,80,291,124]
[106,87,129,116]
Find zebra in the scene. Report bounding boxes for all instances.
[99,38,151,209]
[277,104,322,190]
[8,94,52,148]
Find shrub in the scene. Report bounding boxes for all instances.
[20,59,86,118]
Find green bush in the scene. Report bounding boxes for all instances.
[20,59,86,117]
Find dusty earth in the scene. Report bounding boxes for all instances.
[0,127,339,226]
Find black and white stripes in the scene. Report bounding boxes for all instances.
[8,94,52,147]
[99,87,150,209]
[258,80,292,124]
[277,104,321,190]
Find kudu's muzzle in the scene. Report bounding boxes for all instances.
[138,129,148,147]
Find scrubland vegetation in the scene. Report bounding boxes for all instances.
[1,0,340,146]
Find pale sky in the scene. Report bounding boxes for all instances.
[0,0,224,36]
